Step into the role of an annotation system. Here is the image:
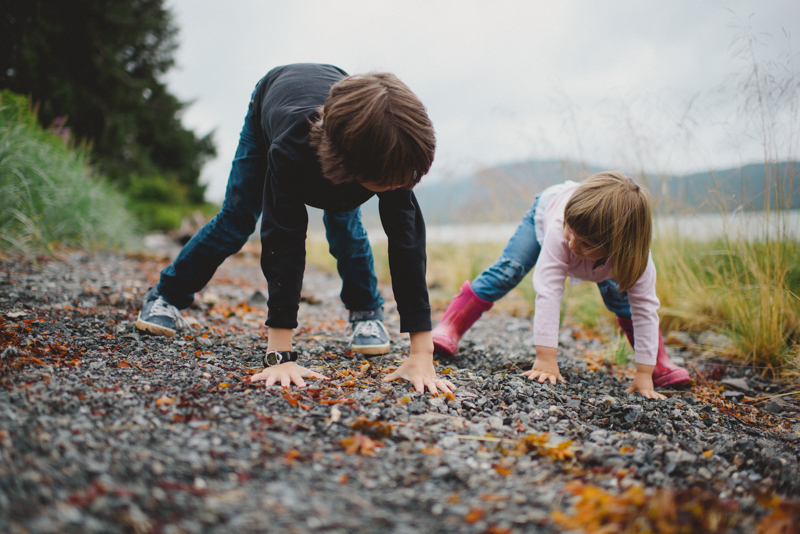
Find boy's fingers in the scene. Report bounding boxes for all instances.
[291,372,306,388]
[382,372,398,382]
[265,374,277,387]
[280,375,291,388]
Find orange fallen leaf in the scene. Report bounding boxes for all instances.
[284,449,301,465]
[219,383,230,388]
[155,396,175,406]
[117,360,131,368]
[464,508,484,524]
[493,460,513,477]
[619,446,636,453]
[421,447,442,455]
[341,432,384,456]
[339,474,348,484]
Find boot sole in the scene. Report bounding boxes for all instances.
[654,368,691,388]
[135,315,177,337]
[351,343,390,355]
[432,335,457,357]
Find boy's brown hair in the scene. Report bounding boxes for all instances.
[310,72,436,188]
[564,171,652,291]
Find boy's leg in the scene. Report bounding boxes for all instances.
[137,89,266,336]
[323,208,388,354]
[598,280,690,387]
[433,198,541,356]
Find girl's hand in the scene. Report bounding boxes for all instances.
[626,364,666,400]
[250,362,328,388]
[382,331,455,395]
[523,346,565,385]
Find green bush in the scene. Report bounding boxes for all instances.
[0,90,140,256]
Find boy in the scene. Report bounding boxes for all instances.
[135,63,454,394]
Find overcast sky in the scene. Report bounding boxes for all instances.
[164,0,799,202]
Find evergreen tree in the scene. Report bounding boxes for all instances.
[0,0,216,203]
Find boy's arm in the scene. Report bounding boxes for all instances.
[250,327,328,388]
[382,331,455,394]
[522,345,565,385]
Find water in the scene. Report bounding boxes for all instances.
[359,209,800,244]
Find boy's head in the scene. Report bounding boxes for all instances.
[310,72,435,190]
[564,171,652,291]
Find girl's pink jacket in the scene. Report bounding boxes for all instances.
[532,183,660,366]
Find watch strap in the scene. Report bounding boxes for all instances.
[264,350,299,367]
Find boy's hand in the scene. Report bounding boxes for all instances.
[382,331,456,395]
[523,346,565,385]
[626,364,666,400]
[250,362,328,388]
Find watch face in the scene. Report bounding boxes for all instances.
[267,352,281,366]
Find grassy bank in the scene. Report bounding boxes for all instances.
[307,225,800,385]
[0,91,139,258]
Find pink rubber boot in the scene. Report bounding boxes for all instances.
[432,281,494,357]
[616,317,691,387]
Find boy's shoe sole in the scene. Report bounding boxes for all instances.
[135,314,177,337]
[350,342,391,355]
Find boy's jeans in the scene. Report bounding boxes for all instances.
[157,88,383,313]
[470,196,632,320]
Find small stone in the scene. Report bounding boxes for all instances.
[762,401,784,414]
[247,290,267,307]
[720,378,756,395]
[723,391,745,402]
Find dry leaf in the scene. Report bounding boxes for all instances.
[464,508,484,524]
[341,433,384,456]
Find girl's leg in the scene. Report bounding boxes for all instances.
[470,198,542,302]
[157,88,266,310]
[597,280,690,387]
[433,197,541,356]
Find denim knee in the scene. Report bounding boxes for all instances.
[472,256,529,302]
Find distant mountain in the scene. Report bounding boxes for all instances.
[327,159,799,230]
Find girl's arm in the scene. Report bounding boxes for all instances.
[627,364,666,399]
[523,346,565,385]
[525,228,570,385]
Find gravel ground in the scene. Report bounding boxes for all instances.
[1,247,799,534]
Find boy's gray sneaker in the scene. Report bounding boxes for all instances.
[135,287,186,337]
[347,309,390,355]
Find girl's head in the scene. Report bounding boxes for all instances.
[563,171,652,291]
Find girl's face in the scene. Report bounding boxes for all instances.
[563,226,607,261]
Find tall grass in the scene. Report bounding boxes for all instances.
[0,91,139,258]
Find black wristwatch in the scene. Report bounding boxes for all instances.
[264,350,299,367]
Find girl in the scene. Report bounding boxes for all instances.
[431,171,690,399]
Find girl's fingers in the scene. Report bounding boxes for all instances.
[412,378,425,393]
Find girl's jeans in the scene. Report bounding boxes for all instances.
[157,88,383,313]
[470,196,632,320]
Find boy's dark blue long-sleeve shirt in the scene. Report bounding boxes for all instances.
[251,63,431,332]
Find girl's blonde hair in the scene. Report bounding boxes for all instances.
[564,171,652,291]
